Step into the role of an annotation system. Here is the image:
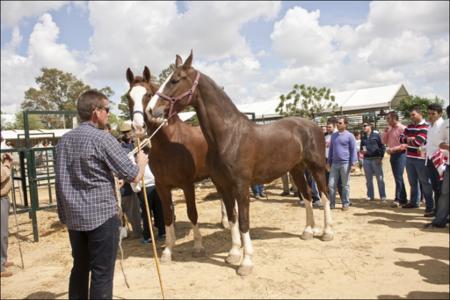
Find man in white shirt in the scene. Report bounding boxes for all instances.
[425,105,449,228]
[425,103,444,217]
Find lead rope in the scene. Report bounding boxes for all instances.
[129,120,167,156]
[137,137,165,299]
[114,176,130,289]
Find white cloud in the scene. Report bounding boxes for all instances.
[267,2,449,104]
[271,7,342,67]
[1,1,68,28]
[1,13,92,113]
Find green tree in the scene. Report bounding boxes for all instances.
[276,84,338,119]
[118,94,131,120]
[13,112,45,130]
[21,68,114,128]
[396,95,444,119]
[158,63,176,85]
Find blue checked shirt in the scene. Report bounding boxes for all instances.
[55,122,139,231]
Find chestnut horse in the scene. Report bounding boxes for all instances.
[147,52,334,276]
[126,66,228,262]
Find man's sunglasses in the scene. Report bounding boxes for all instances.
[96,106,110,113]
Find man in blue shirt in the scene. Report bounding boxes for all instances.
[56,90,148,299]
[327,116,357,210]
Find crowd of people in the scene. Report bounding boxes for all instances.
[250,104,449,230]
[0,89,448,299]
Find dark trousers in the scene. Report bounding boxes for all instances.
[390,152,407,203]
[427,159,441,212]
[68,215,120,300]
[138,186,165,239]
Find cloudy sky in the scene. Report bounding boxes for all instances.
[1,1,449,116]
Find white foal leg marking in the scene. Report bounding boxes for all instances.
[321,195,334,238]
[240,231,253,266]
[304,199,315,233]
[192,223,204,251]
[228,221,241,257]
[161,224,176,260]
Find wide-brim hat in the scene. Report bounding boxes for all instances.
[119,121,132,132]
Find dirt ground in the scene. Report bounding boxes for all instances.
[1,158,449,299]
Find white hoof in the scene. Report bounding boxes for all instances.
[225,254,241,265]
[300,231,314,240]
[321,232,334,241]
[160,251,172,263]
[237,265,253,276]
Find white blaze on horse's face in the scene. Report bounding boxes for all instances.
[147,72,173,120]
[130,86,146,129]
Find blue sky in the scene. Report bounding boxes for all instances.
[1,1,448,116]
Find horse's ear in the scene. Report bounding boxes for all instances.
[143,66,151,83]
[126,68,134,84]
[183,49,193,69]
[175,55,183,67]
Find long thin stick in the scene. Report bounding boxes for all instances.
[10,173,24,269]
[137,138,165,299]
[114,176,130,289]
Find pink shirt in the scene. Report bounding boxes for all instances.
[381,122,406,153]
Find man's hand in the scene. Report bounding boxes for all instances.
[136,150,148,168]
[407,137,415,143]
[386,148,392,155]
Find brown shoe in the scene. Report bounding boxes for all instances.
[0,271,13,277]
[4,261,14,268]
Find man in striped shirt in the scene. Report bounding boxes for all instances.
[399,106,434,212]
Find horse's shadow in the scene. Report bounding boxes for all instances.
[121,221,299,270]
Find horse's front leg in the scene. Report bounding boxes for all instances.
[218,186,241,265]
[157,184,176,263]
[236,187,253,276]
[183,185,205,257]
[220,199,230,229]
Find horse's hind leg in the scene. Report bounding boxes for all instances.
[183,185,205,257]
[216,183,241,265]
[157,184,176,263]
[290,166,318,240]
[310,167,334,241]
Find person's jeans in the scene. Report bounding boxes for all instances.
[427,159,441,213]
[390,152,407,203]
[363,158,387,200]
[433,166,449,226]
[251,184,265,197]
[328,162,351,207]
[405,158,434,210]
[68,215,120,300]
[305,171,320,202]
[138,186,166,239]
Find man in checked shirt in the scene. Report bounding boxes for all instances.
[55,90,148,299]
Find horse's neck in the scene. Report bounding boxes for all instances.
[195,75,250,148]
[147,116,184,149]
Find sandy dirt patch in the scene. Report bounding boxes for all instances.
[1,158,449,299]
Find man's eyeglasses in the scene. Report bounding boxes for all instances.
[363,124,369,127]
[96,106,110,113]
[337,121,344,124]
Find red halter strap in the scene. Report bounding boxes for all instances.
[156,72,200,119]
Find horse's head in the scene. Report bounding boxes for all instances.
[147,50,199,121]
[125,66,159,137]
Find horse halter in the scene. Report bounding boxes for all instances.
[156,71,200,119]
